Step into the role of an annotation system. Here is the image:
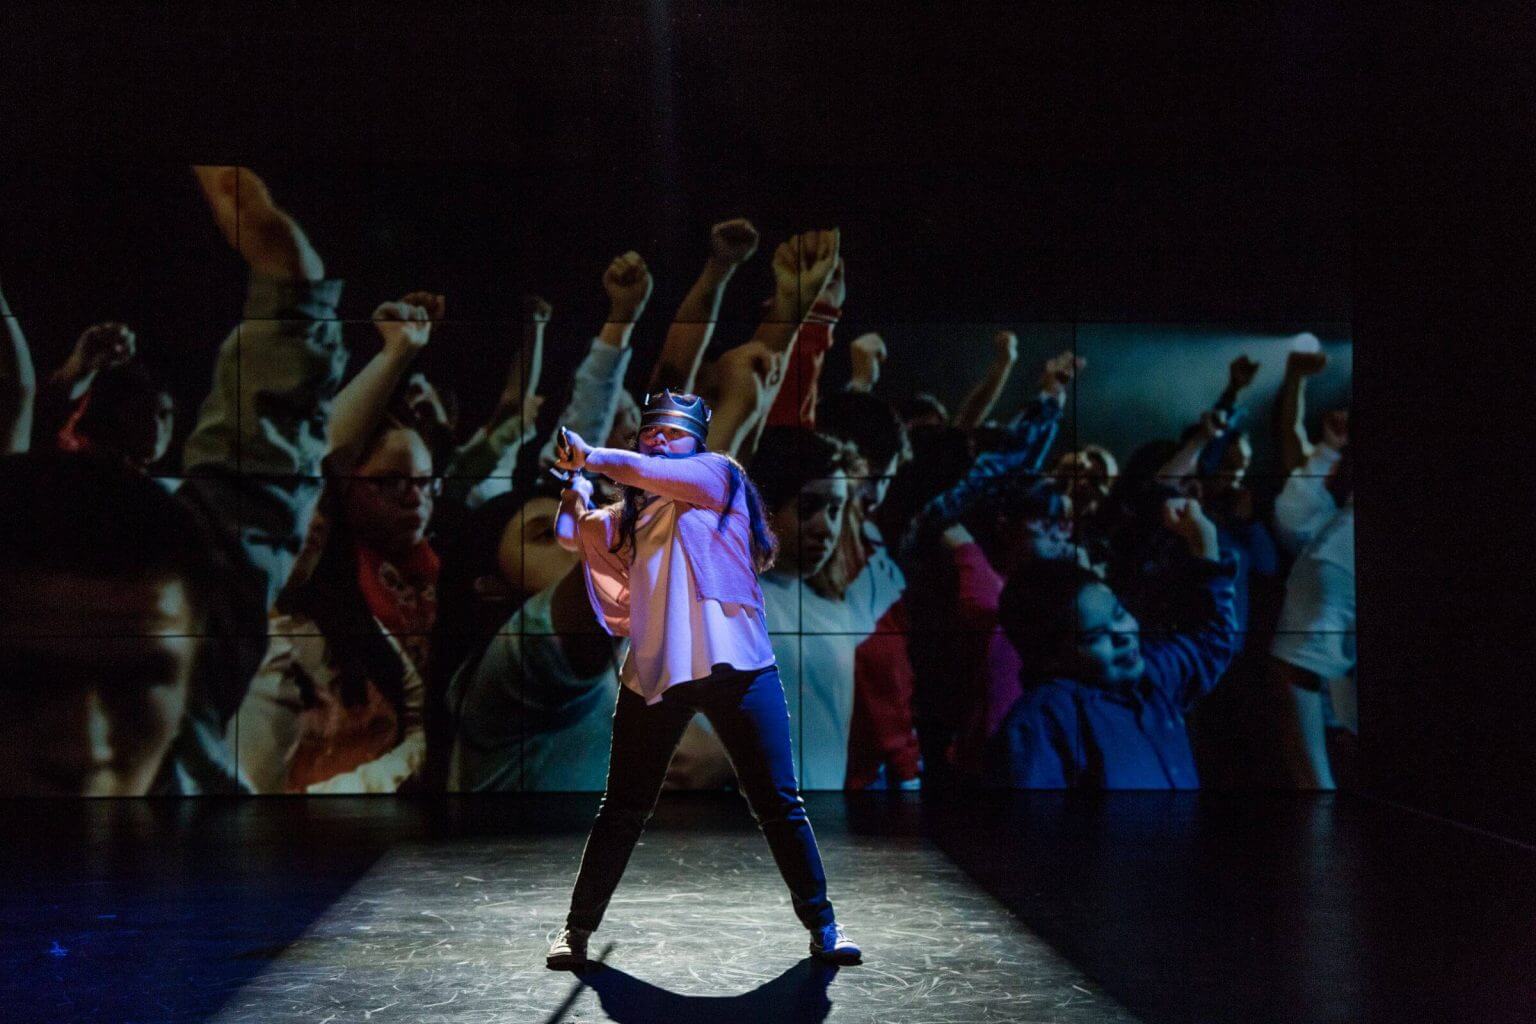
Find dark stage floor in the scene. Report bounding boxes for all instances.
[1,791,1530,1023]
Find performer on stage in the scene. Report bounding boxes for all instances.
[544,389,862,969]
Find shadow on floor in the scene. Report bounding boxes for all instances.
[550,956,840,1024]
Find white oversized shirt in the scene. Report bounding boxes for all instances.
[617,494,775,704]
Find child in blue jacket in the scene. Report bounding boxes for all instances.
[989,498,1238,789]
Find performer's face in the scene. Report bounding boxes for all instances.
[637,424,698,456]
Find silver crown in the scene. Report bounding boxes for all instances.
[640,389,712,441]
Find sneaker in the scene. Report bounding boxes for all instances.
[809,922,862,964]
[546,926,592,970]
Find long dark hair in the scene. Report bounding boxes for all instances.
[609,439,779,573]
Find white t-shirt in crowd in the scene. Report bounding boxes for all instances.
[760,545,902,790]
[1272,444,1343,555]
[1272,501,1356,681]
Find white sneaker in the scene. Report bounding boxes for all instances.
[546,926,592,970]
[809,922,862,964]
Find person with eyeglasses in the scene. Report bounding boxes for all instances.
[231,293,444,795]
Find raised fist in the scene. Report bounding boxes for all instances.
[1039,350,1085,397]
[603,251,653,321]
[1161,496,1220,561]
[399,291,446,322]
[817,257,846,309]
[993,330,1020,363]
[371,299,432,354]
[1229,354,1261,390]
[849,332,887,388]
[710,218,760,265]
[72,322,136,374]
[1286,350,1329,377]
[521,294,553,324]
[772,229,841,308]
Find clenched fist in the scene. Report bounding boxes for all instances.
[1228,354,1260,391]
[1286,350,1328,377]
[849,332,887,390]
[372,299,433,354]
[710,218,760,266]
[522,294,553,324]
[603,251,653,322]
[1039,350,1085,398]
[772,229,841,310]
[1161,497,1220,561]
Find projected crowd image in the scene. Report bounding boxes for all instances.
[0,166,1354,797]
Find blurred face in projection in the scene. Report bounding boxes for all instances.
[1055,447,1115,520]
[497,495,580,600]
[0,572,196,796]
[1067,581,1144,686]
[607,390,643,450]
[770,475,849,579]
[1208,433,1253,497]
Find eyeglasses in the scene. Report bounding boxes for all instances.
[357,475,443,499]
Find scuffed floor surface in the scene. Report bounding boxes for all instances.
[208,828,1133,1024]
[6,791,1535,1023]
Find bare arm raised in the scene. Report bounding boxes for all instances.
[649,219,758,394]
[0,278,36,453]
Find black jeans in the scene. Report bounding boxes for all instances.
[565,664,836,932]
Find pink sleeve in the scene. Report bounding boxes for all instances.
[768,304,837,430]
[576,507,631,637]
[584,449,733,511]
[950,541,1003,620]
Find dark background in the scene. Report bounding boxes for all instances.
[2,3,1531,839]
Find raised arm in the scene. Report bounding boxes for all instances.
[704,339,783,459]
[738,229,840,459]
[485,295,549,432]
[899,352,1079,563]
[1141,498,1239,708]
[533,256,651,469]
[649,219,758,393]
[1274,348,1326,474]
[180,165,346,614]
[1156,409,1225,485]
[765,257,843,430]
[0,278,36,453]
[326,293,438,474]
[599,249,652,354]
[555,426,734,511]
[953,330,1020,430]
[1217,353,1260,414]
